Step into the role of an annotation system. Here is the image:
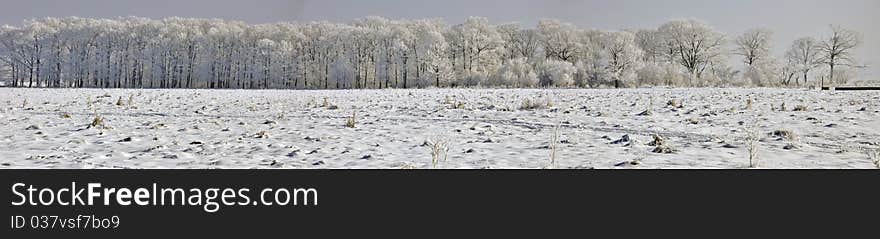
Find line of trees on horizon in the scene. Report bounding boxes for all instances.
[0,16,867,89]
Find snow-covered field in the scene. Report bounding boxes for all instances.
[1,87,878,169]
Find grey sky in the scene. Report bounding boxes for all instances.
[1,0,877,78]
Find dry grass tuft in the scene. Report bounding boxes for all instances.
[88,114,109,129]
[520,97,552,110]
[648,134,676,154]
[427,137,450,168]
[864,148,880,169]
[322,97,338,109]
[116,96,126,106]
[345,111,357,128]
[666,99,682,108]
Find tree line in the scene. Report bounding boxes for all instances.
[0,16,865,89]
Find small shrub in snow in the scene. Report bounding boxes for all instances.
[648,134,676,154]
[116,96,126,106]
[427,138,450,168]
[345,111,357,128]
[745,128,761,168]
[88,114,109,129]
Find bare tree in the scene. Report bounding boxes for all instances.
[733,28,773,67]
[785,37,822,86]
[818,26,862,88]
[658,19,727,80]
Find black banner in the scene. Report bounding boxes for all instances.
[2,170,879,237]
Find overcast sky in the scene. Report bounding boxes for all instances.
[1,0,877,78]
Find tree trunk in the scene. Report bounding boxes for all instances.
[402,56,408,89]
[802,71,808,87]
[11,64,16,87]
[827,64,834,88]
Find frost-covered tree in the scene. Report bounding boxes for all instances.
[0,16,861,89]
[448,17,503,78]
[734,29,779,87]
[0,25,27,87]
[492,57,538,87]
[412,19,452,88]
[785,37,822,86]
[498,23,541,60]
[634,29,663,63]
[538,59,576,87]
[601,31,643,88]
[574,39,609,88]
[658,19,727,81]
[538,19,581,63]
[733,28,773,67]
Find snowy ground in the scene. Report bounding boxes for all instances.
[1,87,878,169]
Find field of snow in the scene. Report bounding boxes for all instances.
[1,87,878,169]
